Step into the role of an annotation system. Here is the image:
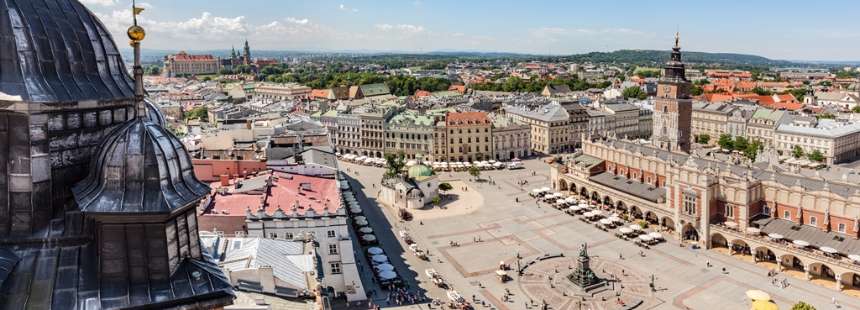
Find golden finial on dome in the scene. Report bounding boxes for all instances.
[127,0,146,45]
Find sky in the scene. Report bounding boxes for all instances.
[82,0,860,61]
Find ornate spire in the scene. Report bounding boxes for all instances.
[127,0,146,118]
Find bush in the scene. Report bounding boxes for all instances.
[439,182,453,192]
[791,301,816,310]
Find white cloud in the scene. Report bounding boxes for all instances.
[285,17,309,25]
[375,24,424,34]
[338,4,359,12]
[80,0,115,6]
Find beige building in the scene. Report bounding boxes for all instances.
[163,51,221,77]
[505,102,575,154]
[747,108,789,146]
[490,114,531,160]
[775,118,860,165]
[604,103,642,139]
[691,101,735,145]
[441,111,493,162]
[255,83,312,101]
[384,110,435,160]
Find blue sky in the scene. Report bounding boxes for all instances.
[83,0,860,61]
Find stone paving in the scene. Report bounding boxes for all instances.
[340,158,860,310]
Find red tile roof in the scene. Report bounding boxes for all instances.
[446,111,490,126]
[172,52,217,62]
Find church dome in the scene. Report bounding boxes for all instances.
[0,0,135,103]
[408,164,434,179]
[72,118,210,213]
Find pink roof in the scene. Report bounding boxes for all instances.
[205,171,341,218]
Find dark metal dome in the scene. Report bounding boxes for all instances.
[145,97,167,126]
[0,0,135,103]
[72,118,210,213]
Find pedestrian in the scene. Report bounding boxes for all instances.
[706,260,710,268]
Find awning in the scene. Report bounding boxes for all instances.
[376,263,394,272]
[619,227,634,234]
[793,240,810,247]
[746,227,761,235]
[820,246,838,254]
[767,233,783,240]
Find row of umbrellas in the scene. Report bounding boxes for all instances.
[341,154,387,166]
[367,247,398,280]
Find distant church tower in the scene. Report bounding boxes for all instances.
[652,32,692,153]
[243,39,251,65]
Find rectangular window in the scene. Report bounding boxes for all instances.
[330,262,342,274]
[328,244,338,255]
[724,205,733,218]
[327,230,336,238]
[683,192,697,216]
[783,211,790,219]
[839,223,847,233]
[809,216,817,226]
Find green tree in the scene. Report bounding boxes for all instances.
[817,113,836,120]
[695,134,710,144]
[852,106,860,113]
[807,150,825,162]
[431,196,441,206]
[788,88,806,102]
[792,145,805,159]
[717,134,734,150]
[691,85,704,96]
[733,136,749,152]
[752,87,772,96]
[384,152,406,178]
[744,140,763,160]
[438,182,453,192]
[143,65,161,76]
[622,86,644,100]
[468,166,481,180]
[790,301,816,310]
[184,106,208,121]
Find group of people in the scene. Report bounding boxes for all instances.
[384,286,423,306]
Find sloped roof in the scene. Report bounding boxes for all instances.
[359,83,390,97]
[221,238,314,291]
[0,0,135,103]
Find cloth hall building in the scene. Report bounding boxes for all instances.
[552,35,860,292]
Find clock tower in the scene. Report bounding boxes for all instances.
[652,32,693,153]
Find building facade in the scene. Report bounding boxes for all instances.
[491,114,532,160]
[385,110,435,160]
[163,51,221,76]
[442,111,493,162]
[255,83,313,101]
[505,102,575,154]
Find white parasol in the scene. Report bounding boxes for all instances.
[792,240,810,247]
[362,234,376,242]
[371,254,388,263]
[376,263,394,272]
[767,233,783,240]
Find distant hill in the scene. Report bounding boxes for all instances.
[561,50,802,67]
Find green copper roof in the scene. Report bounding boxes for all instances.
[360,83,390,97]
[408,164,434,179]
[388,110,434,127]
